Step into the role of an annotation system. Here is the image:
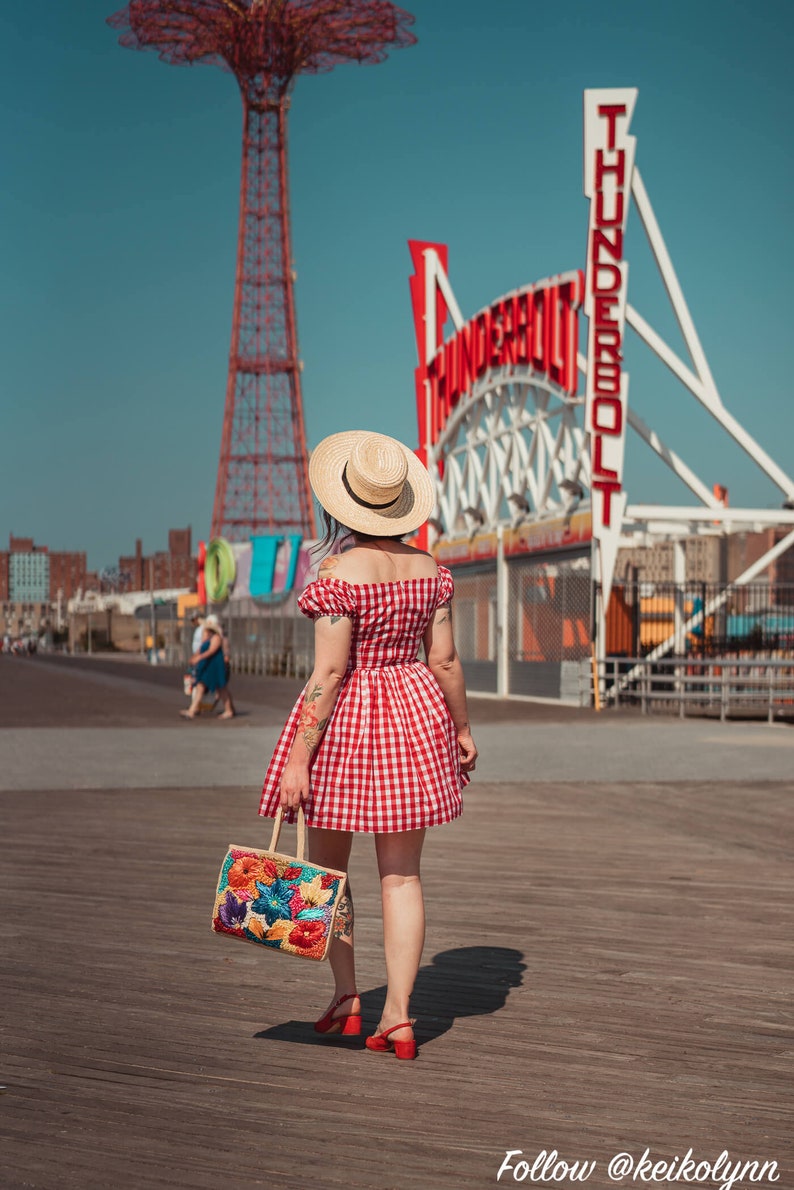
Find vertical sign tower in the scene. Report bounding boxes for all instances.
[109,0,416,541]
[583,88,637,610]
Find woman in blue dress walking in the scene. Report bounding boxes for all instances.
[182,615,235,719]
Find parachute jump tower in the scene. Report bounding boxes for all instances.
[109,0,416,540]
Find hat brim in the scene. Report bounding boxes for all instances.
[309,431,435,537]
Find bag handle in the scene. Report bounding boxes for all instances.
[268,805,306,862]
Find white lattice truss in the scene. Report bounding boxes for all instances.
[433,368,588,535]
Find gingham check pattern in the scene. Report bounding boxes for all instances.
[259,566,468,833]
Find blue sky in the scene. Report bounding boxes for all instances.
[1,0,792,569]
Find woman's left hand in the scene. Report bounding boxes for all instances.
[279,760,310,811]
[457,729,478,774]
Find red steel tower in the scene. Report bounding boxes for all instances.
[109,1,416,540]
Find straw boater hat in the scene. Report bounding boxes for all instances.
[309,431,435,537]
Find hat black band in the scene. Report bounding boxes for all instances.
[342,464,401,510]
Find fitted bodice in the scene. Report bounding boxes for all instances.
[297,568,454,673]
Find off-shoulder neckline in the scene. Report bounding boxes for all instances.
[311,574,443,589]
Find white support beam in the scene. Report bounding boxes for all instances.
[625,304,708,403]
[630,167,794,502]
[627,505,794,525]
[626,408,719,508]
[580,349,731,514]
[631,167,720,402]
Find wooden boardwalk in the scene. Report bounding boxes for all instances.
[1,660,792,1188]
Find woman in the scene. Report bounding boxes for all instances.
[182,614,235,720]
[259,431,477,1060]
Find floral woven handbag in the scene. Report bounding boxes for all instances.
[211,807,347,961]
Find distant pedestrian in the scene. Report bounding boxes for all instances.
[190,610,205,654]
[181,615,235,720]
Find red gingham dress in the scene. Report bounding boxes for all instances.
[258,566,468,833]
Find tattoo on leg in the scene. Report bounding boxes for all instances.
[333,893,354,940]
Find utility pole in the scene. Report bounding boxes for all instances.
[149,556,158,665]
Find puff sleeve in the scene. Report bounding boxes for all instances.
[297,578,358,621]
[436,565,455,608]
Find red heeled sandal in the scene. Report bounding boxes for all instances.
[365,1020,417,1060]
[314,992,362,1036]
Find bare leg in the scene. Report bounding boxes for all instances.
[374,828,425,1043]
[217,685,236,718]
[308,827,358,1020]
[182,682,206,717]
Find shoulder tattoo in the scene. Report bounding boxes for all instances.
[318,555,341,577]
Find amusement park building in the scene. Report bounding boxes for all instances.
[616,529,794,587]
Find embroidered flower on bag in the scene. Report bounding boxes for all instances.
[299,873,333,908]
[251,878,295,925]
[218,890,248,930]
[265,919,297,944]
[288,920,325,949]
[226,855,267,892]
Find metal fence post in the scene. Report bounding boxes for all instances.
[641,660,648,715]
[720,666,728,723]
[496,525,508,697]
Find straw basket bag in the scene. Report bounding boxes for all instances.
[211,808,347,961]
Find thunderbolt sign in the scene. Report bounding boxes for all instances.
[583,87,637,606]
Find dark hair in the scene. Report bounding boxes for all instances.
[312,508,404,561]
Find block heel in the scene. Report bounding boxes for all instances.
[365,1020,417,1060]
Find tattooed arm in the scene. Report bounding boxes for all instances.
[422,600,477,774]
[279,611,353,811]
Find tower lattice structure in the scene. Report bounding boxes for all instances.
[109,1,416,541]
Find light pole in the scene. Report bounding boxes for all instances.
[149,556,157,664]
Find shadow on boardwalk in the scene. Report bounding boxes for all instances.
[258,946,526,1048]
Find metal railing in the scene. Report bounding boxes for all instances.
[596,656,794,723]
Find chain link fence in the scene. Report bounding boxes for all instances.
[604,580,794,659]
[506,554,592,701]
[447,567,498,692]
[446,550,593,702]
